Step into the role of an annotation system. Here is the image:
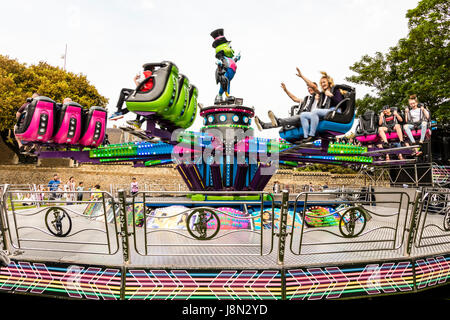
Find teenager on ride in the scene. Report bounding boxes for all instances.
[403,95,429,154]
[266,68,344,143]
[377,105,406,161]
[109,69,155,128]
[378,106,405,147]
[254,77,320,131]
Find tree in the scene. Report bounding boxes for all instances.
[0,55,108,131]
[347,0,450,122]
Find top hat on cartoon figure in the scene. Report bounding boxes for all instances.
[210,28,234,58]
[211,28,229,47]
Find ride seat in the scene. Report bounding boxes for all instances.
[355,110,379,144]
[176,85,198,129]
[163,74,190,123]
[125,61,180,116]
[15,96,57,143]
[279,84,356,143]
[53,101,83,144]
[78,106,107,147]
[356,110,377,135]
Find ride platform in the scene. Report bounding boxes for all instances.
[1,187,449,301]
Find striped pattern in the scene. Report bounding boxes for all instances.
[416,256,450,289]
[0,262,121,300]
[0,255,448,300]
[287,256,450,300]
[125,270,281,300]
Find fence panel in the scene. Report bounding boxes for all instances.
[124,190,277,258]
[2,188,121,256]
[288,190,411,256]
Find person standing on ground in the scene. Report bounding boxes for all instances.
[130,177,139,196]
[77,182,84,202]
[66,176,76,204]
[48,174,60,200]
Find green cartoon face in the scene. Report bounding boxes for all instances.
[215,42,235,58]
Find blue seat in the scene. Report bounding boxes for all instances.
[279,84,356,143]
[280,117,355,142]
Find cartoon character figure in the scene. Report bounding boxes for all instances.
[210,28,241,104]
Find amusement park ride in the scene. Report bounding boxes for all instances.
[13,27,434,191]
[2,29,449,302]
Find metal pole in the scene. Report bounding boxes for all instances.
[405,189,423,256]
[101,193,112,255]
[0,186,10,252]
[118,190,130,265]
[277,190,289,265]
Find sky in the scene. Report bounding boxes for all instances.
[0,0,420,139]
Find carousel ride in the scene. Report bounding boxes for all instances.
[2,28,449,302]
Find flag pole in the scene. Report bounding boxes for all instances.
[63,44,67,70]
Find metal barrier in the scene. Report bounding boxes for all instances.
[413,188,450,249]
[288,190,411,257]
[0,184,449,264]
[109,183,188,197]
[122,190,276,260]
[1,185,120,255]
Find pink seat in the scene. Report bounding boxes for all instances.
[53,102,83,144]
[78,106,107,147]
[15,96,56,143]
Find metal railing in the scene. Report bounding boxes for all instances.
[109,183,188,197]
[1,185,120,255]
[413,188,450,249]
[120,190,276,260]
[0,184,449,265]
[287,190,411,257]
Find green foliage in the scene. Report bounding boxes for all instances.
[347,0,450,122]
[0,55,108,130]
[295,164,356,174]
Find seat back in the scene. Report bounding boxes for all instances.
[53,102,83,144]
[163,74,190,123]
[323,84,356,124]
[356,110,377,135]
[15,96,57,143]
[125,61,179,115]
[177,85,198,129]
[78,106,107,147]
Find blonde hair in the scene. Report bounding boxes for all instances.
[320,71,335,88]
[320,71,347,95]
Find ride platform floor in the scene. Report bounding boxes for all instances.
[3,203,449,269]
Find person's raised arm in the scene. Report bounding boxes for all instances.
[296,67,320,94]
[133,74,140,86]
[281,83,301,103]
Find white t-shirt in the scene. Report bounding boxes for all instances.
[409,108,422,123]
[310,97,319,112]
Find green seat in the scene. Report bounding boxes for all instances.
[163,74,190,123]
[125,61,179,114]
[176,85,198,128]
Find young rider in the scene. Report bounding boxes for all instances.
[403,95,429,156]
[265,68,344,143]
[254,77,320,131]
[109,69,155,128]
